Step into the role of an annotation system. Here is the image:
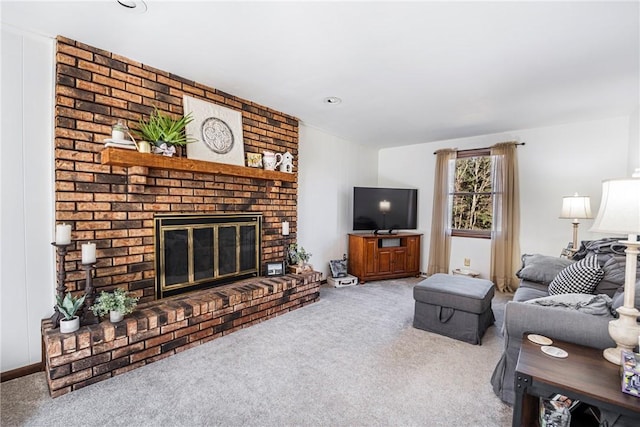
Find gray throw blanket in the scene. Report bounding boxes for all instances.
[525,293,615,317]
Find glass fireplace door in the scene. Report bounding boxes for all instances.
[156,214,261,298]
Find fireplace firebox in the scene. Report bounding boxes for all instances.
[154,213,262,298]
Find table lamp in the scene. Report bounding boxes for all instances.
[379,200,391,230]
[589,171,640,365]
[559,193,592,251]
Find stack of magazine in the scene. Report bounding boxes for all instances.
[540,394,580,427]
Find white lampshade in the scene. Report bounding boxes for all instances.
[559,194,592,220]
[590,178,640,235]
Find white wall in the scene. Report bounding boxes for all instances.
[450,237,491,279]
[378,116,630,277]
[629,106,640,174]
[297,124,378,279]
[1,26,55,372]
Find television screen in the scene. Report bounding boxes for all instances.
[353,187,418,232]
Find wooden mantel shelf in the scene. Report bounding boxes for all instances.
[101,147,296,182]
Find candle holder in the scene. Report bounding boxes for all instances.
[80,263,98,325]
[50,242,72,328]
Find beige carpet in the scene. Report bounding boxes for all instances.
[1,277,512,426]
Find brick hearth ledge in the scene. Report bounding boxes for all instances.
[42,272,321,397]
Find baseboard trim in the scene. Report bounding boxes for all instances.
[1,362,44,382]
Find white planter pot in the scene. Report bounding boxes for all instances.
[110,310,124,323]
[60,316,80,333]
[137,140,151,153]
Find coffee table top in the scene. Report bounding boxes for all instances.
[516,337,640,413]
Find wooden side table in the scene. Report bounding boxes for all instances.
[513,337,640,427]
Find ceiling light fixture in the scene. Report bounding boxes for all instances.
[323,97,342,105]
[116,0,147,14]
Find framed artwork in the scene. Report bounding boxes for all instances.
[183,95,245,166]
[560,242,574,259]
[246,152,263,168]
[266,261,285,276]
[329,259,348,278]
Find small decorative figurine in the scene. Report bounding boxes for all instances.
[279,151,294,173]
[263,151,283,170]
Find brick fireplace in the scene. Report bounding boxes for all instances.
[53,36,298,301]
[42,37,319,397]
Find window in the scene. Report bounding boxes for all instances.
[450,149,492,238]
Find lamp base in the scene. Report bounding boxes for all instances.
[603,347,632,365]
[603,306,640,365]
[571,220,579,253]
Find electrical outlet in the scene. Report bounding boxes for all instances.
[464,258,471,267]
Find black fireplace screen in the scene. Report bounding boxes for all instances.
[155,213,262,298]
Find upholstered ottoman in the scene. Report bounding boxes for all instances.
[413,273,495,345]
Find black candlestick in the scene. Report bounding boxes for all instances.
[80,263,98,325]
[50,242,71,328]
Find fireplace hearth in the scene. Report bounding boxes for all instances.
[42,271,321,397]
[155,213,262,298]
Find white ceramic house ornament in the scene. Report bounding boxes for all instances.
[280,151,294,173]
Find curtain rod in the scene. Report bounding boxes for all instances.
[433,142,526,155]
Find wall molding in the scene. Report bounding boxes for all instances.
[1,362,44,382]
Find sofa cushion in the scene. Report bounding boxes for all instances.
[518,279,549,293]
[513,286,548,302]
[516,254,574,284]
[611,279,640,311]
[595,279,625,298]
[602,256,627,284]
[548,255,605,295]
[596,256,640,297]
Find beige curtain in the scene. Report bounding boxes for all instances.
[427,149,456,275]
[490,142,521,292]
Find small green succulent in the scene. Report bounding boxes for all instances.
[55,292,86,320]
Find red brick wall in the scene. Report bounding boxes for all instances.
[54,36,298,302]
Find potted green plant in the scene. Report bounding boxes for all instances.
[90,288,139,323]
[287,243,312,273]
[56,292,86,333]
[133,107,197,156]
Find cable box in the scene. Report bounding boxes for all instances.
[327,274,358,288]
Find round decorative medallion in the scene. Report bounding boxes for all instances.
[201,117,234,154]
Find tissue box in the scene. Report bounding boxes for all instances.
[621,350,640,397]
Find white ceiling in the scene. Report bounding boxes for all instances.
[2,1,639,148]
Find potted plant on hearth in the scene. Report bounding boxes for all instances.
[90,288,139,323]
[133,107,197,156]
[56,292,86,333]
[287,243,313,274]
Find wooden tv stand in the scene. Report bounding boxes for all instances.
[348,233,422,283]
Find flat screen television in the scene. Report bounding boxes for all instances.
[353,187,418,233]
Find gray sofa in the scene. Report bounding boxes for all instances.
[490,252,640,406]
